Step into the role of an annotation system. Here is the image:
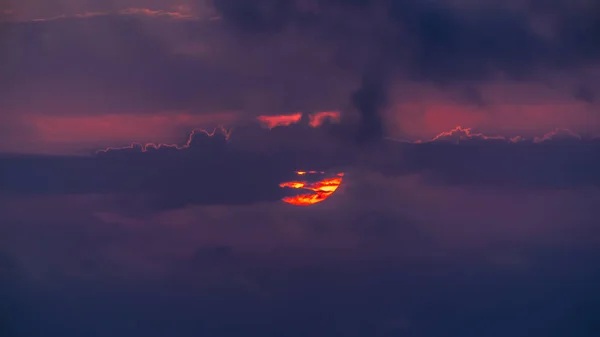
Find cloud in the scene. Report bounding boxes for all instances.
[0,10,354,117]
[95,127,232,153]
[24,8,198,22]
[414,126,585,144]
[0,120,352,209]
[2,170,600,336]
[2,120,600,211]
[424,126,509,143]
[573,85,596,103]
[0,0,599,206]
[211,0,600,81]
[1,0,598,128]
[256,112,304,129]
[381,127,600,189]
[308,111,341,127]
[0,0,599,157]
[3,2,600,336]
[2,137,600,336]
[0,251,28,337]
[351,70,388,144]
[204,0,600,140]
[117,7,198,19]
[532,128,582,143]
[256,111,342,129]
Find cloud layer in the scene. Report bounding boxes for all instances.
[2,116,600,211]
[2,168,600,336]
[1,0,599,149]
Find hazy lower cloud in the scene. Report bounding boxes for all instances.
[2,163,600,337]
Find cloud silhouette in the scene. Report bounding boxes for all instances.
[2,122,600,210]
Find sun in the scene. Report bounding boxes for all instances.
[279,171,344,206]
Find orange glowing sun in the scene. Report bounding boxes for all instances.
[279,171,344,206]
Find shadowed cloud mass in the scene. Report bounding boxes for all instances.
[2,118,600,210]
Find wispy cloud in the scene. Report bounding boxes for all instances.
[22,7,200,22]
[414,126,586,144]
[95,127,232,154]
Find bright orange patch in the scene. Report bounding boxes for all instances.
[256,111,340,129]
[256,113,303,129]
[279,171,343,206]
[308,111,341,127]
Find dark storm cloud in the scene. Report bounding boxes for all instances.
[351,70,387,143]
[1,0,598,119]
[211,0,600,81]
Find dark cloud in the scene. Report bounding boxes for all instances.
[0,0,598,123]
[2,185,600,337]
[351,70,387,144]
[0,137,287,209]
[210,0,304,33]
[0,251,31,337]
[211,0,600,82]
[372,127,600,189]
[0,122,351,209]
[206,0,600,140]
[0,12,355,116]
[573,85,595,103]
[397,140,600,189]
[2,122,600,210]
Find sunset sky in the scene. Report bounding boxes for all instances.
[1,1,600,336]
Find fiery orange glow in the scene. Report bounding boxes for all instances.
[256,113,303,129]
[308,111,341,127]
[256,111,340,129]
[295,170,324,175]
[279,171,343,206]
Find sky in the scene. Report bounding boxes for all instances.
[1,0,600,336]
